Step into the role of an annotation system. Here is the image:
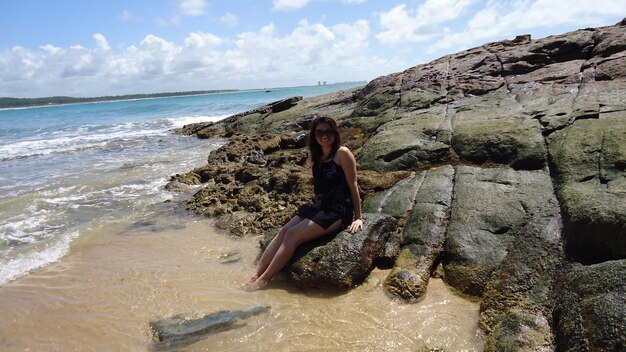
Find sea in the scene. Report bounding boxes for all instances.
[0,83,485,351]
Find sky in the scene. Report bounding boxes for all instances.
[1,1,625,98]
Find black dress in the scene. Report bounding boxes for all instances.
[297,153,354,229]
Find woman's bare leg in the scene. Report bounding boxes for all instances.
[246,218,342,291]
[246,215,303,284]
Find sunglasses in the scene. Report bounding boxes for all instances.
[314,129,335,138]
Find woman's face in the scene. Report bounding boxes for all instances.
[314,122,335,146]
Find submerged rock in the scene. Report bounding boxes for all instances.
[150,306,270,349]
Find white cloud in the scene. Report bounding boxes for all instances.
[93,33,111,51]
[178,0,207,17]
[220,13,240,26]
[428,0,626,54]
[0,20,397,97]
[376,0,474,44]
[273,0,311,11]
[184,32,223,47]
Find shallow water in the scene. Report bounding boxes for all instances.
[0,218,485,352]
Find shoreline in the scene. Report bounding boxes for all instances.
[0,82,366,111]
[0,90,238,111]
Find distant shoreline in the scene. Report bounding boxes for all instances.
[0,82,367,111]
[0,90,239,110]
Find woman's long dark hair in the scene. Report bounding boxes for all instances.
[308,115,341,165]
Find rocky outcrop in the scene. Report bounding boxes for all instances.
[171,19,626,351]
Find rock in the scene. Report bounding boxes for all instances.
[450,91,547,170]
[483,312,554,352]
[287,213,398,290]
[363,172,424,218]
[384,244,439,302]
[452,117,546,169]
[548,114,626,263]
[150,306,270,349]
[479,216,563,351]
[357,170,412,193]
[357,111,451,171]
[554,260,626,352]
[378,230,401,267]
[384,166,454,301]
[444,166,560,297]
[352,73,402,117]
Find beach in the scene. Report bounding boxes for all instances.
[0,219,484,351]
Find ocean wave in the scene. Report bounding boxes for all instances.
[167,114,230,128]
[0,113,229,162]
[0,127,170,161]
[0,230,79,285]
[0,178,171,285]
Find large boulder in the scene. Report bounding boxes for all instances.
[287,213,398,290]
[446,166,564,350]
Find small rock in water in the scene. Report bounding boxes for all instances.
[220,258,241,264]
[216,251,239,259]
[150,306,270,349]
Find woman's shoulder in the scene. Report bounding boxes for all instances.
[335,146,355,163]
[337,146,352,155]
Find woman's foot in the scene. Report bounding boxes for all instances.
[242,278,269,292]
[244,273,258,286]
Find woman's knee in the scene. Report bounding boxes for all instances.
[282,227,302,248]
[272,224,291,243]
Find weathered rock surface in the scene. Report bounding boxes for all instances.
[554,260,626,352]
[548,113,626,264]
[269,213,398,290]
[445,166,561,297]
[170,19,626,351]
[383,166,453,302]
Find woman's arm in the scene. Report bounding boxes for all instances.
[337,146,363,234]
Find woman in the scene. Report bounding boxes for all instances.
[244,115,363,291]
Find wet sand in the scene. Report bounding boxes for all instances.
[0,218,484,351]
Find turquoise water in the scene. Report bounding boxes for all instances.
[0,83,363,285]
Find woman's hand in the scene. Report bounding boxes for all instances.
[348,218,363,234]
